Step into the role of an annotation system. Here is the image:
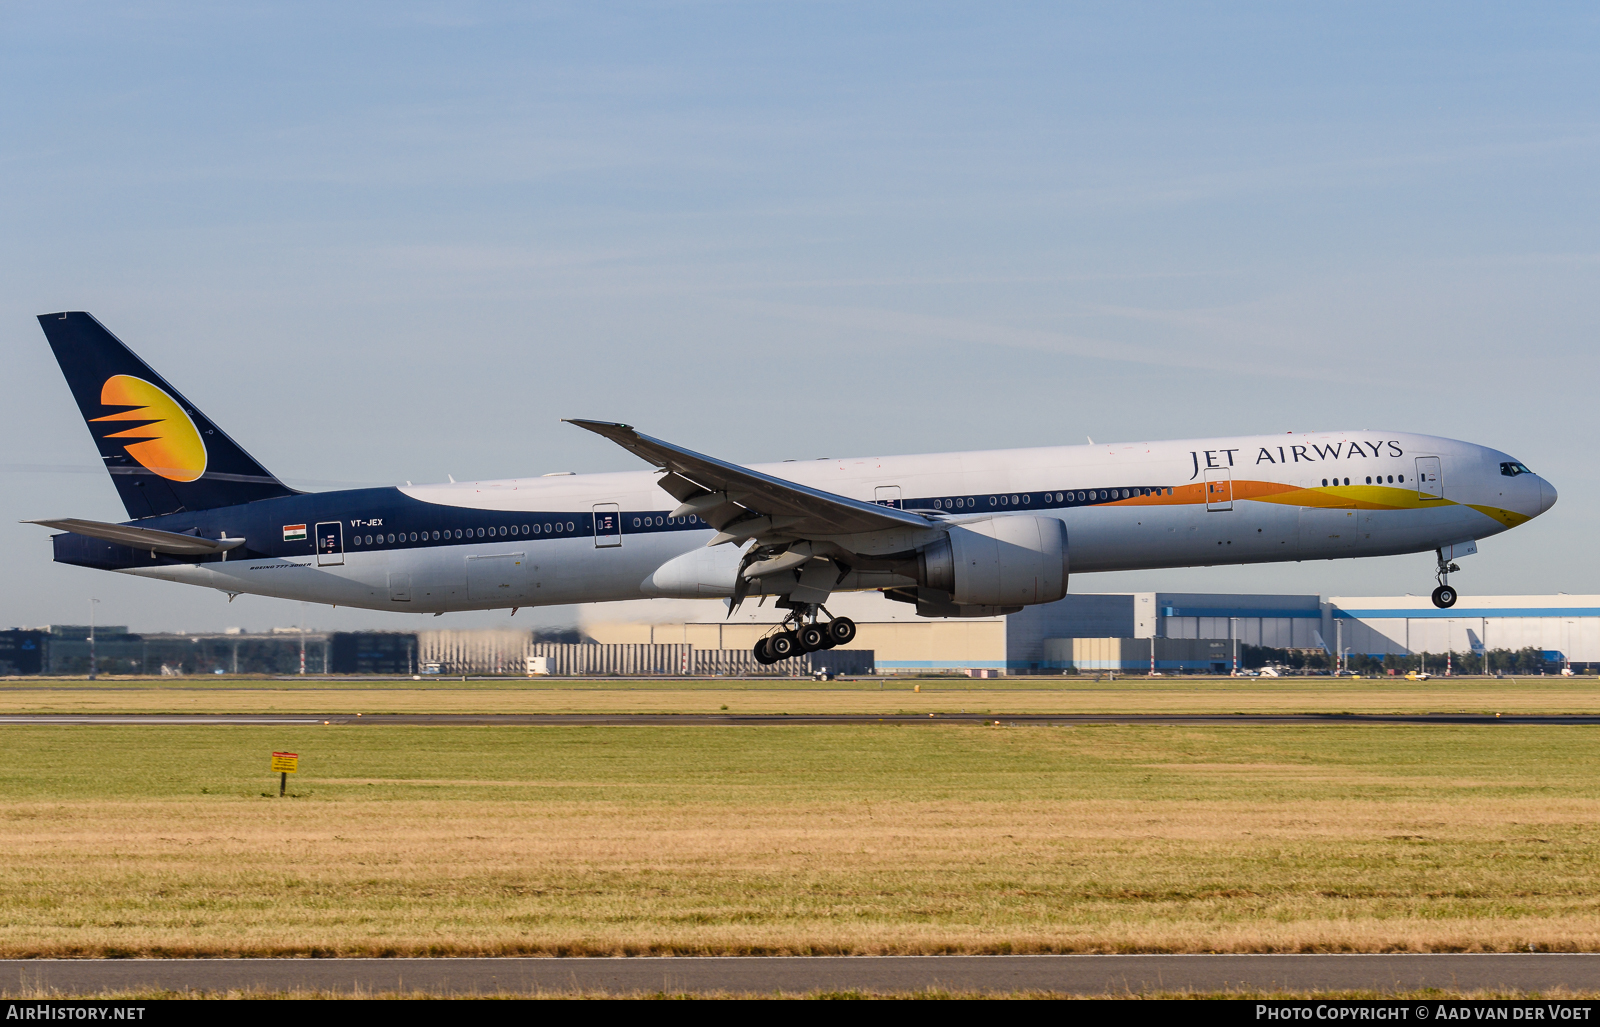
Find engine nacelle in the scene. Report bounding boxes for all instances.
[916,515,1068,608]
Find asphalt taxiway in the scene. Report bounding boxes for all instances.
[1,712,1598,726]
[5,954,1599,996]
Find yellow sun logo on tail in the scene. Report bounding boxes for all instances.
[91,375,208,482]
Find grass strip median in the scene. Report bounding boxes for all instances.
[2,722,1599,956]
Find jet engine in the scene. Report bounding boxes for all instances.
[911,515,1068,611]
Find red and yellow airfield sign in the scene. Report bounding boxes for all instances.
[271,751,299,774]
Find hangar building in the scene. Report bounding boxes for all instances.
[581,591,1600,673]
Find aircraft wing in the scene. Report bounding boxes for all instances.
[565,419,931,539]
[24,517,247,556]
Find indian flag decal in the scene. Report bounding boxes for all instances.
[282,524,307,541]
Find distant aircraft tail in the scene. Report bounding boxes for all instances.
[36,312,298,520]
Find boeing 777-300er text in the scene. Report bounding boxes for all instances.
[28,312,1558,663]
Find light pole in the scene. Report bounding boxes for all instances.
[1229,617,1239,676]
[87,598,99,680]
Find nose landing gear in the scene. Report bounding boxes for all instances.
[1431,549,1460,609]
[750,604,857,664]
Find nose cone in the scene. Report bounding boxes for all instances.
[1539,477,1558,515]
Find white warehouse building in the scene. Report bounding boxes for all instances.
[1014,592,1600,669]
[1328,595,1600,663]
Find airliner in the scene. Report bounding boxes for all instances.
[29,312,1557,663]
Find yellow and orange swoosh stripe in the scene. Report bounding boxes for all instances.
[90,375,207,483]
[1101,479,1529,527]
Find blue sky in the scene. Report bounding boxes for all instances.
[2,2,1596,632]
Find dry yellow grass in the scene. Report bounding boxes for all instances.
[5,987,1596,1000]
[2,723,1600,957]
[2,675,1598,714]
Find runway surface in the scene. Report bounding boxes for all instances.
[1,712,1599,726]
[5,954,1599,996]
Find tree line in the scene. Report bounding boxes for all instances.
[1240,644,1572,675]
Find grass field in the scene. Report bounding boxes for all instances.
[3,721,1600,958]
[3,674,1599,714]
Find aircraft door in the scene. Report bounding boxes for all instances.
[874,486,902,508]
[1299,508,1358,553]
[466,552,528,603]
[593,503,621,548]
[315,522,344,566]
[1415,457,1443,500]
[1204,468,1233,511]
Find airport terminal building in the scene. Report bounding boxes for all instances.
[6,592,1596,677]
[582,590,1600,674]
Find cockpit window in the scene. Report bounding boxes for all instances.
[1501,462,1533,477]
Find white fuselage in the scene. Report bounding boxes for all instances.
[120,430,1555,615]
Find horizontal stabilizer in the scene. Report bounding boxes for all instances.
[24,518,246,556]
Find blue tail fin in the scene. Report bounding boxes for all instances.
[37,312,298,519]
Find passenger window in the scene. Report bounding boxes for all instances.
[510,525,518,535]
[1398,475,1404,483]
[567,522,575,531]
[352,536,361,546]
[544,524,552,533]
[365,535,373,545]
[523,525,530,533]
[632,518,640,527]
[1365,477,1372,484]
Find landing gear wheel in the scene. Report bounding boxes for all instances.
[769,632,800,660]
[828,618,857,645]
[1431,585,1458,609]
[798,625,828,652]
[753,638,778,665]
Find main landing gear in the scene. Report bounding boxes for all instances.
[752,605,857,665]
[1431,549,1460,609]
